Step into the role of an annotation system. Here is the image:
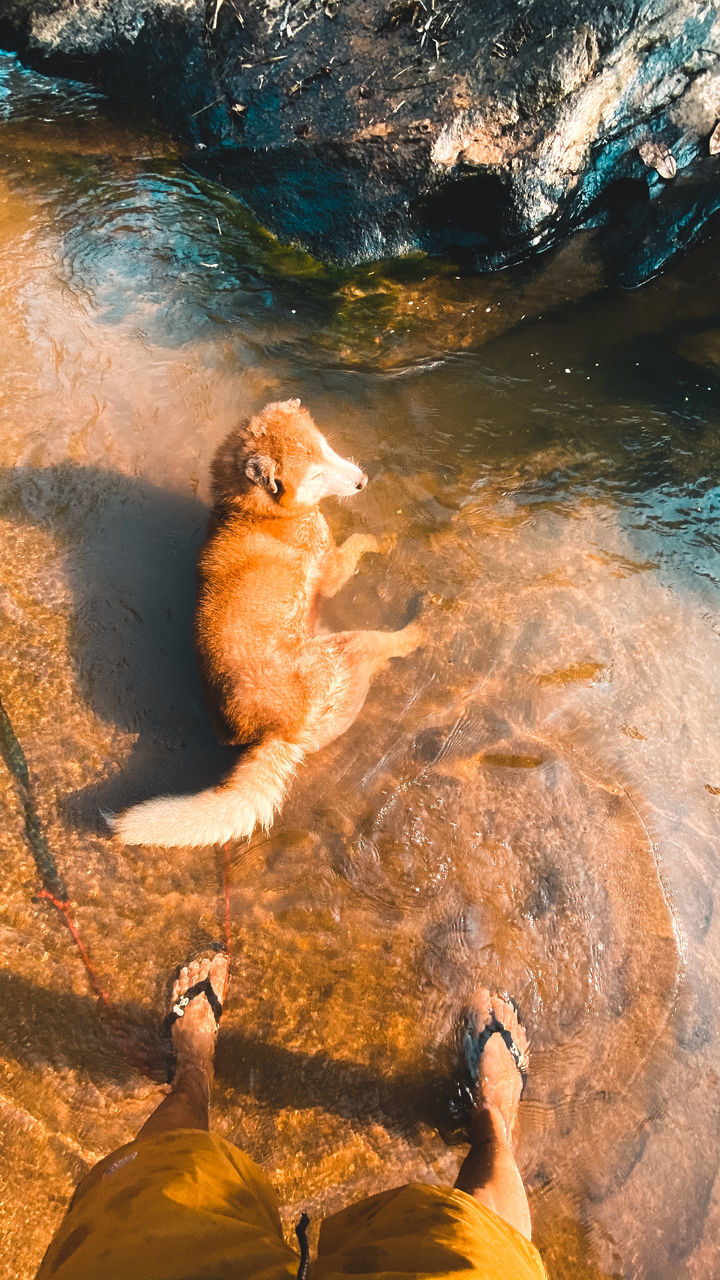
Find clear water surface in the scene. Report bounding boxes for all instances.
[0,51,719,1280]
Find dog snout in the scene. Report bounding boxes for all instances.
[356,472,368,491]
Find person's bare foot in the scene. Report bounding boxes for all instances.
[465,989,529,1145]
[169,948,229,1079]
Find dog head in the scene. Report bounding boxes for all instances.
[211,399,367,511]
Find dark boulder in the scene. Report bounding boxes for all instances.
[1,0,719,280]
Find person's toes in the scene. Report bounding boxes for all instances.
[207,951,229,1003]
[172,965,188,1005]
[469,985,493,1026]
[173,963,193,1003]
[463,986,529,1141]
[488,993,529,1067]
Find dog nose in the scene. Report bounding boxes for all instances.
[356,472,368,490]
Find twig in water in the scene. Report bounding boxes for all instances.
[241,55,289,68]
[0,692,67,900]
[208,0,225,31]
[191,95,225,118]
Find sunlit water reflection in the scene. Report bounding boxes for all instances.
[0,51,719,1280]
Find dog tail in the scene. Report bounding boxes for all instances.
[109,737,307,848]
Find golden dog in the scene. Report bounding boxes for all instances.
[112,398,421,847]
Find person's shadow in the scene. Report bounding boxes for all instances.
[0,461,237,829]
[0,967,449,1138]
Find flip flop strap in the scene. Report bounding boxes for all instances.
[170,978,223,1026]
[474,1013,526,1079]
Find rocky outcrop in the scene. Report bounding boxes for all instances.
[1,0,719,280]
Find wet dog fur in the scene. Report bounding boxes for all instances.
[112,398,421,847]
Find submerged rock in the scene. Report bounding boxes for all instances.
[0,0,719,279]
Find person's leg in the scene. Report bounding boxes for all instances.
[37,946,304,1280]
[137,949,228,1141]
[454,991,532,1241]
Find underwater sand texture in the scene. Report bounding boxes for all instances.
[1,49,720,1280]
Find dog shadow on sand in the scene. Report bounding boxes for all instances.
[0,461,238,828]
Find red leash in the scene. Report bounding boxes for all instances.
[37,889,114,1005]
[3,685,234,1079]
[37,888,158,1081]
[2,691,159,1076]
[38,844,235,1070]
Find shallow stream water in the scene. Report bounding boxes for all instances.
[1,51,719,1280]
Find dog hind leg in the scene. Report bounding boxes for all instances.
[306,622,422,751]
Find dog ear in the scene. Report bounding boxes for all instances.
[245,453,278,494]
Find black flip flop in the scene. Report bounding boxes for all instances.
[165,942,228,1080]
[463,1006,529,1090]
[169,977,224,1027]
[449,996,529,1135]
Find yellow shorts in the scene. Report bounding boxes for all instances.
[36,1130,547,1280]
